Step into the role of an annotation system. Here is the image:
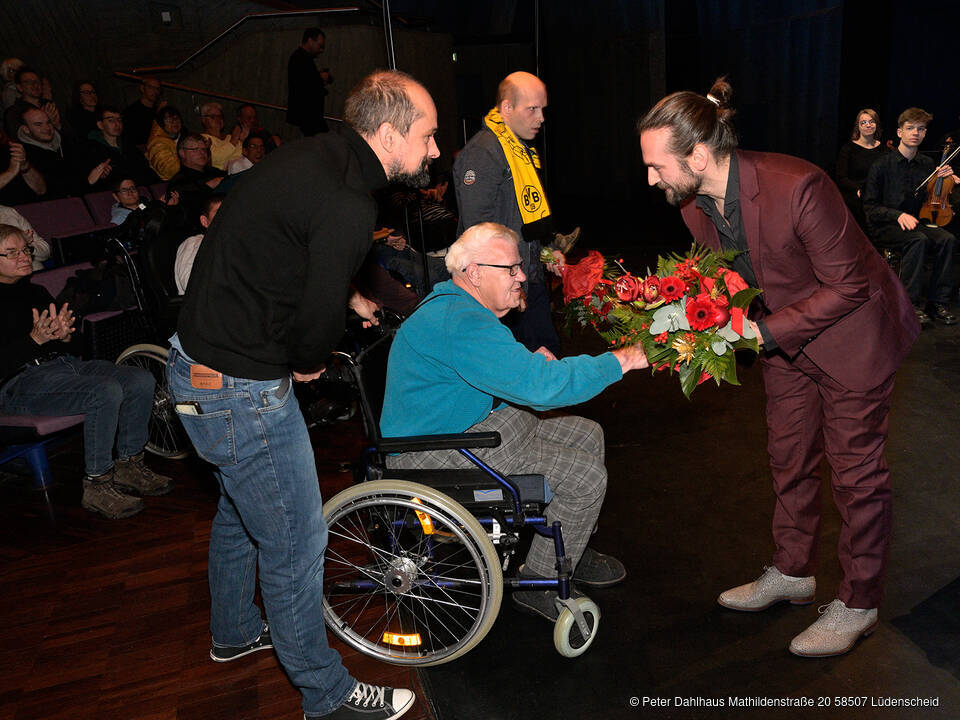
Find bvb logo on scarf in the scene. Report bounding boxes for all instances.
[484,107,551,225]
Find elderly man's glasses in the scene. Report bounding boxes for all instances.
[182,145,209,152]
[474,261,523,276]
[0,245,35,259]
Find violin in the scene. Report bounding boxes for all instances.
[918,142,960,227]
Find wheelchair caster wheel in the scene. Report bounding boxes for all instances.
[553,597,600,657]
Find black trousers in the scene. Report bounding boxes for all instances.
[872,223,956,305]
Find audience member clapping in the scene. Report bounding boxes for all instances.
[0,224,172,519]
[232,103,281,152]
[0,138,46,204]
[199,102,241,171]
[75,106,158,192]
[18,106,70,198]
[4,67,60,138]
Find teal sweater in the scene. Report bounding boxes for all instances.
[380,281,623,437]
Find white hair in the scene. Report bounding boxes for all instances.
[445,222,519,274]
[199,101,222,117]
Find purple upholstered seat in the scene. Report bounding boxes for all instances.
[0,414,85,489]
[83,191,119,227]
[30,261,95,298]
[0,414,85,434]
[14,198,96,240]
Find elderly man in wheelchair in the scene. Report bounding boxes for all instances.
[324,221,647,661]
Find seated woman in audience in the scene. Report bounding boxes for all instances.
[198,102,241,171]
[0,224,172,518]
[146,105,183,180]
[836,108,887,229]
[68,81,100,140]
[0,204,50,268]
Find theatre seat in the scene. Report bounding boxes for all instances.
[0,413,85,490]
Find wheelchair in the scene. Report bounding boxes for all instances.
[101,234,191,460]
[320,324,601,666]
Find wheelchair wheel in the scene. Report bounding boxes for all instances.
[115,343,190,460]
[553,597,601,658]
[322,479,502,666]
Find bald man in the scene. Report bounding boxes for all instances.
[453,71,568,357]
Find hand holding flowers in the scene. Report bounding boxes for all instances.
[554,243,762,398]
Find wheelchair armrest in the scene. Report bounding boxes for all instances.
[377,431,501,453]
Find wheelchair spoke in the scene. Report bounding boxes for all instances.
[322,485,502,664]
[400,589,475,645]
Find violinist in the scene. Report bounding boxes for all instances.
[863,107,958,326]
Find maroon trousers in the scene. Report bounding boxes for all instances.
[761,352,894,609]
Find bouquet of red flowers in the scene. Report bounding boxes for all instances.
[552,243,762,398]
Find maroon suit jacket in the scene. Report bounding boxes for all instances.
[680,150,920,392]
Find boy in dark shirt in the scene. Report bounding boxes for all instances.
[863,107,958,325]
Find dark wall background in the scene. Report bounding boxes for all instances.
[1,0,956,233]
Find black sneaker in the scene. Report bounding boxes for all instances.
[928,303,958,325]
[209,625,272,662]
[512,571,587,622]
[306,682,415,720]
[914,306,932,327]
[572,547,627,588]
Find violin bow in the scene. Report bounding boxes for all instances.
[914,142,960,194]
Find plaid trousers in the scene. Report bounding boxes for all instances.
[386,405,607,577]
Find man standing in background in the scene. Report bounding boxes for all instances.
[287,28,333,136]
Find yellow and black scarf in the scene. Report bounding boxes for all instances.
[484,107,551,225]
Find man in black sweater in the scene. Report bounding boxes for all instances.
[286,27,333,136]
[167,69,438,720]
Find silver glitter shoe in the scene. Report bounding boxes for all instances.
[789,599,878,657]
[717,565,815,611]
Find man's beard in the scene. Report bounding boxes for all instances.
[659,160,702,206]
[388,158,432,188]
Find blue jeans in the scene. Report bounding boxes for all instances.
[0,355,154,475]
[165,345,353,716]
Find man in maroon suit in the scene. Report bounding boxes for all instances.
[638,79,920,657]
